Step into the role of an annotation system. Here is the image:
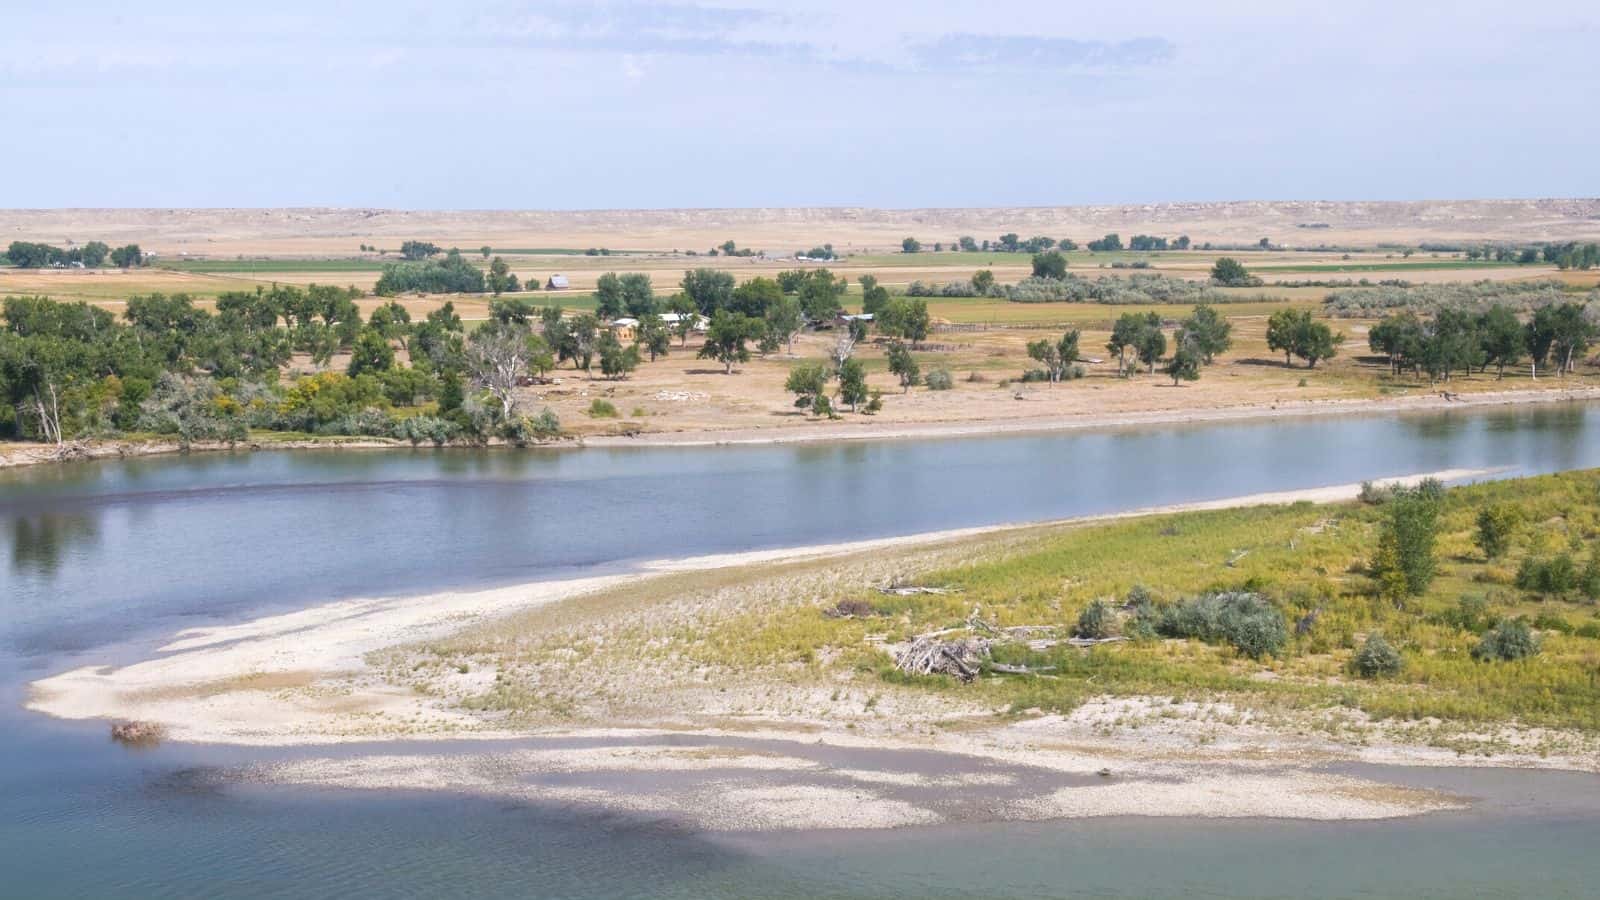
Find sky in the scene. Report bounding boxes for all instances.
[5,1,1598,208]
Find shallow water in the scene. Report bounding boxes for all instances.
[4,404,1600,897]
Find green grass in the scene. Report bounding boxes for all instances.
[160,259,392,274]
[705,470,1600,733]
[1260,261,1530,274]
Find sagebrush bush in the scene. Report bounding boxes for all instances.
[1472,619,1540,662]
[587,399,619,418]
[1150,591,1287,659]
[1075,599,1115,639]
[925,368,954,390]
[1352,634,1404,678]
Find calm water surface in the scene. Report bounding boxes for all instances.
[4,404,1600,898]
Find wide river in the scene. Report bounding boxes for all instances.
[4,403,1600,898]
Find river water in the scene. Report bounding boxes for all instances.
[4,404,1600,897]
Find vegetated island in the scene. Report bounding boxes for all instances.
[30,468,1600,831]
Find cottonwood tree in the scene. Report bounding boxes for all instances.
[859,275,890,315]
[1164,341,1201,385]
[597,330,640,379]
[1266,308,1342,368]
[1178,304,1231,363]
[1371,483,1441,601]
[786,360,831,415]
[697,310,757,373]
[1026,329,1081,384]
[764,294,802,355]
[1209,257,1251,286]
[1031,250,1068,280]
[638,313,671,361]
[1476,305,1524,379]
[681,268,736,316]
[886,341,920,391]
[837,357,868,411]
[464,323,532,421]
[877,297,930,347]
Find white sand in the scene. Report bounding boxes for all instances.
[26,467,1494,745]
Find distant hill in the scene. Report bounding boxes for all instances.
[4,200,1599,257]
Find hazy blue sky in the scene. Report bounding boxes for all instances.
[6,1,1597,208]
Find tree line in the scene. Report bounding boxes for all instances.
[5,241,144,269]
[1367,302,1595,380]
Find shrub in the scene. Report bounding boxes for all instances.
[925,368,954,390]
[504,408,561,444]
[1516,554,1578,597]
[1074,599,1115,639]
[1352,634,1404,678]
[1532,613,1574,634]
[393,414,456,446]
[1153,591,1287,659]
[1020,368,1052,383]
[1474,505,1519,559]
[587,399,619,418]
[135,373,248,445]
[1472,619,1540,662]
[1574,622,1600,639]
[1370,483,1440,599]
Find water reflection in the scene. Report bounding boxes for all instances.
[9,513,99,578]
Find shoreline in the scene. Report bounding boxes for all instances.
[30,465,1598,831]
[4,385,1598,470]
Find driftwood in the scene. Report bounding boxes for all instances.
[894,634,991,682]
[110,720,166,747]
[877,585,959,597]
[891,613,1124,682]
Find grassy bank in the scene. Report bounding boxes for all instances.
[410,471,1600,746]
[714,471,1600,733]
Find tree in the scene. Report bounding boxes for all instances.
[638,313,671,361]
[730,276,782,318]
[1164,341,1201,385]
[486,257,520,296]
[1107,312,1154,376]
[902,237,922,253]
[697,310,756,373]
[1210,257,1251,286]
[597,330,640,379]
[1545,302,1595,374]
[559,313,598,372]
[619,273,656,316]
[886,341,919,391]
[1267,308,1341,368]
[763,294,802,355]
[970,270,996,295]
[837,357,869,411]
[1086,233,1123,252]
[109,244,144,268]
[1027,329,1080,384]
[400,240,440,261]
[785,361,831,416]
[1295,319,1342,368]
[1031,250,1068,280]
[464,322,532,421]
[1372,484,1441,600]
[367,300,412,348]
[80,241,110,267]
[1369,311,1425,375]
[681,268,736,316]
[480,246,492,259]
[1474,505,1519,560]
[859,275,890,316]
[347,328,396,376]
[594,272,626,319]
[1476,305,1524,379]
[1178,305,1232,363]
[1136,319,1167,373]
[788,269,848,322]
[877,297,930,347]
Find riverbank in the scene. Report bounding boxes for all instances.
[33,465,1600,831]
[6,383,1598,470]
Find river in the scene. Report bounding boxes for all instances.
[3,403,1600,897]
